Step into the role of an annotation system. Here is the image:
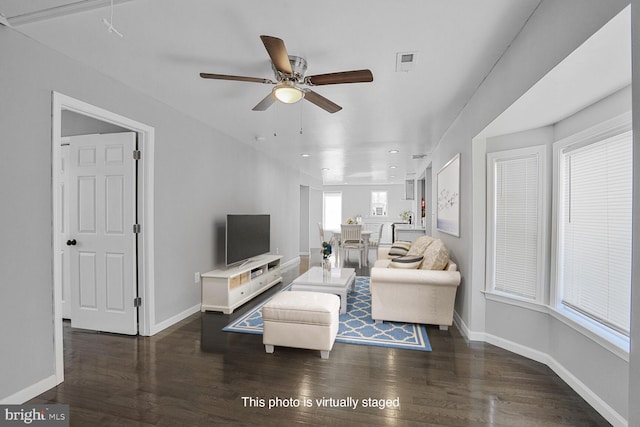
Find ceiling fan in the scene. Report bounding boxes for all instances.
[200,35,373,113]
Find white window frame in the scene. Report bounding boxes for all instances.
[550,113,632,352]
[485,145,547,305]
[322,191,342,231]
[370,190,388,217]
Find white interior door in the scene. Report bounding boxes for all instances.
[58,143,71,318]
[68,132,138,335]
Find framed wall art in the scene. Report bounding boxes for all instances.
[436,153,460,237]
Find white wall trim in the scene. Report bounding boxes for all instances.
[466,292,629,360]
[51,92,156,389]
[483,291,549,314]
[281,256,301,272]
[453,310,487,342]
[484,333,628,427]
[8,0,134,26]
[147,256,300,335]
[150,304,200,336]
[0,375,57,404]
[547,306,630,361]
[485,144,548,303]
[454,309,627,427]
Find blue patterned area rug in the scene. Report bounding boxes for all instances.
[223,276,431,352]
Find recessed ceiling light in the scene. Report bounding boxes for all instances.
[390,166,397,169]
[301,153,311,157]
[389,149,399,154]
[321,168,330,171]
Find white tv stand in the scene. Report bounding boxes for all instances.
[200,254,283,314]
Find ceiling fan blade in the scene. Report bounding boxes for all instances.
[200,73,274,84]
[252,92,277,111]
[303,90,342,113]
[260,35,293,75]
[305,69,373,86]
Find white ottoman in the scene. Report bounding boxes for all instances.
[261,291,340,359]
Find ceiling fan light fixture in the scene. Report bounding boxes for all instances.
[273,82,304,104]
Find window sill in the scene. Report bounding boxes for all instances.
[483,290,547,313]
[547,306,629,361]
[482,291,629,362]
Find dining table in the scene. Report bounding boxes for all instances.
[328,228,373,267]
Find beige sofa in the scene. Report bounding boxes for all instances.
[369,237,461,330]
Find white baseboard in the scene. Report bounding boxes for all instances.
[0,375,58,404]
[453,311,627,427]
[3,303,200,403]
[149,303,200,336]
[281,256,300,272]
[149,257,300,336]
[545,354,628,427]
[484,333,627,427]
[453,310,487,342]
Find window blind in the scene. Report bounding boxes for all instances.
[492,154,540,299]
[559,132,632,335]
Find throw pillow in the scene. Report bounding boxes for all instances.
[421,239,449,270]
[389,255,424,269]
[407,235,435,257]
[388,241,411,258]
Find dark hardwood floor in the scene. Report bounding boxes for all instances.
[30,254,611,426]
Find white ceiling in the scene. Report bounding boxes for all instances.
[0,0,630,184]
[481,5,631,139]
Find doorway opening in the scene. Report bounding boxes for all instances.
[51,92,156,386]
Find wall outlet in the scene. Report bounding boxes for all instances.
[194,272,200,283]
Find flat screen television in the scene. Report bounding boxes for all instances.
[225,214,271,266]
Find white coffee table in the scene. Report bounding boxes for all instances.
[290,267,356,314]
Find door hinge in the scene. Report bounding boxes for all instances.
[133,223,141,234]
[133,149,141,160]
[134,297,142,307]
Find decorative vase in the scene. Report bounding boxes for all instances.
[323,258,331,278]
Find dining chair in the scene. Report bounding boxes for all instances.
[317,222,326,246]
[340,224,364,268]
[366,223,384,263]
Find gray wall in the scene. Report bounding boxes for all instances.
[308,186,323,249]
[322,184,411,244]
[61,110,128,136]
[299,186,310,253]
[424,167,433,235]
[1,1,637,422]
[0,25,301,401]
[481,85,631,421]
[425,0,631,423]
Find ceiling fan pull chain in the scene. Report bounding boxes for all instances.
[102,0,124,37]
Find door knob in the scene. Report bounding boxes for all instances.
[66,239,77,246]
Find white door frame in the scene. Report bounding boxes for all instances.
[51,92,156,385]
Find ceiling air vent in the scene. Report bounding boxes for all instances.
[412,154,428,160]
[396,52,417,72]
